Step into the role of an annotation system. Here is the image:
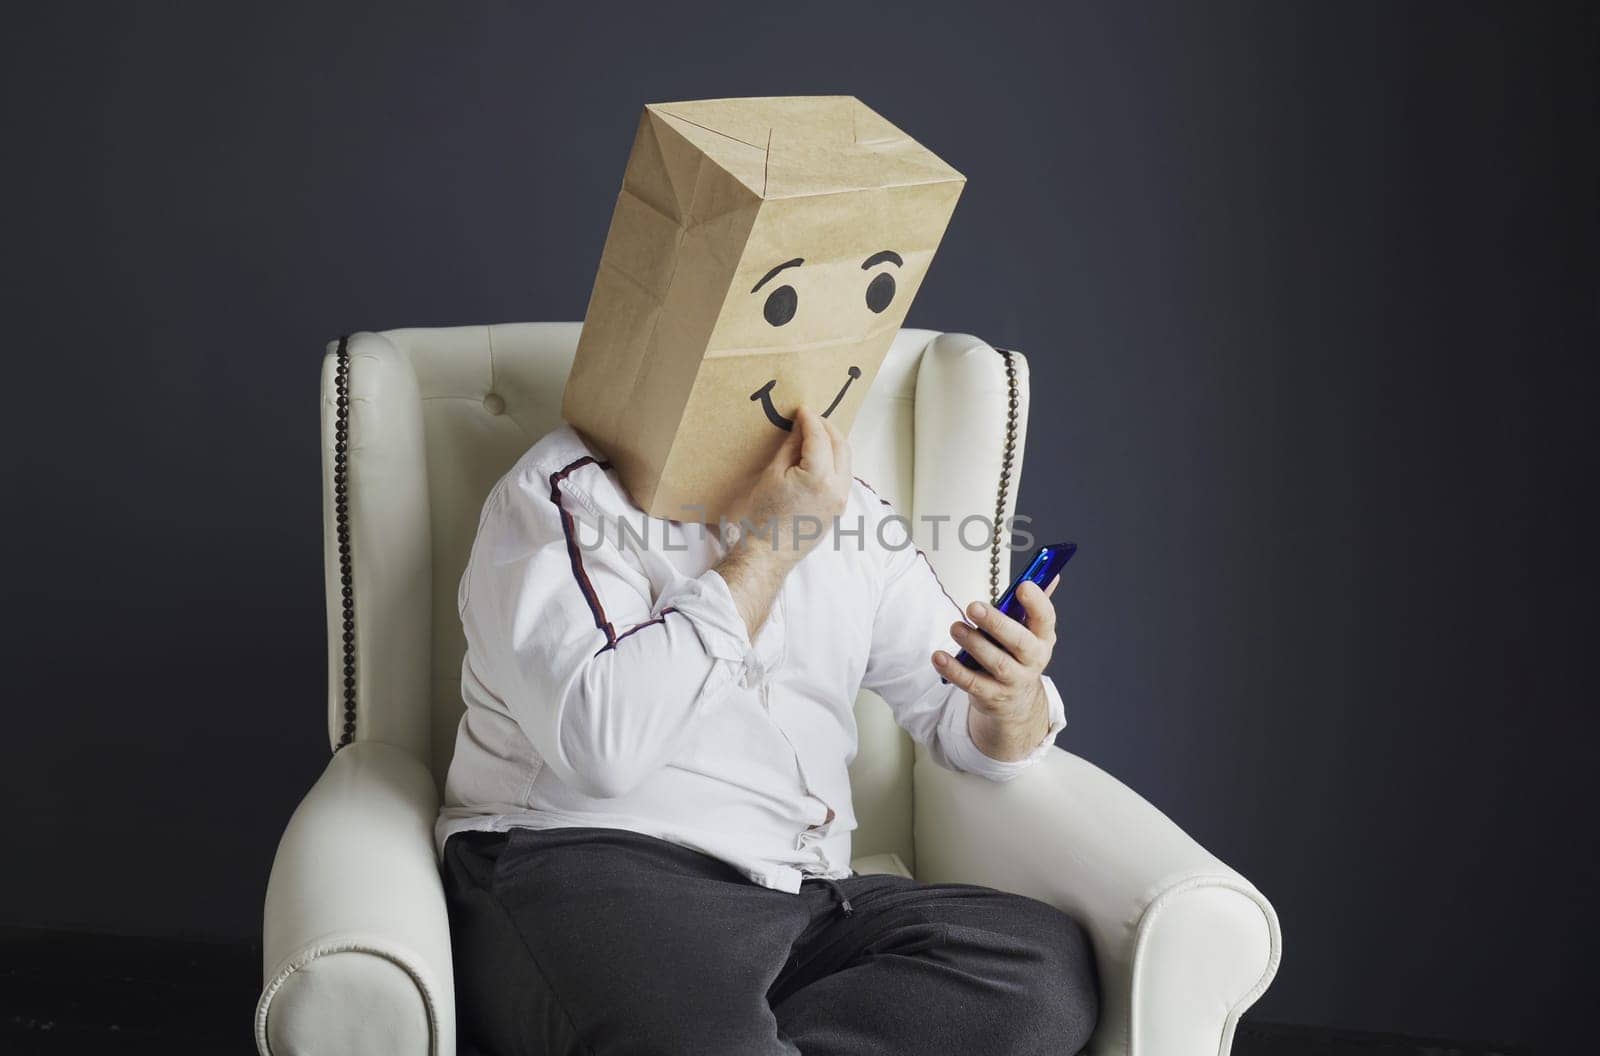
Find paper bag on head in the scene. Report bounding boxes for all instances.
[562,96,965,523]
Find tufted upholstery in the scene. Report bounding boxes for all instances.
[260,323,1280,1056]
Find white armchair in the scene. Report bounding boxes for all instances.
[256,323,1281,1056]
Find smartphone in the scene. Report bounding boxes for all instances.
[953,542,1077,673]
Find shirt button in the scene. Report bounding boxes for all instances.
[742,657,774,698]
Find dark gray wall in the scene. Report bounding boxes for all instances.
[4,2,1594,1051]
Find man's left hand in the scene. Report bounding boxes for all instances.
[933,576,1060,762]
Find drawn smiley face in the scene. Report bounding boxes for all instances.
[745,250,903,432]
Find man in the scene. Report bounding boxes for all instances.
[437,97,1099,1055]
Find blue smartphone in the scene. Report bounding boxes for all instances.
[954,542,1077,673]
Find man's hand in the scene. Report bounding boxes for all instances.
[933,576,1061,762]
[732,405,852,565]
[718,406,852,638]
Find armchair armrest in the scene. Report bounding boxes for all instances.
[256,742,455,1056]
[914,748,1281,1056]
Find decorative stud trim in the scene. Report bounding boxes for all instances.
[991,348,1020,602]
[332,335,357,749]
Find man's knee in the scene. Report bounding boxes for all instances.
[972,893,1099,1052]
[1020,900,1099,1051]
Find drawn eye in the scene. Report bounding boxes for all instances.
[764,284,798,327]
[865,272,896,314]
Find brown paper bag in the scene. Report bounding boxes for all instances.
[563,96,964,522]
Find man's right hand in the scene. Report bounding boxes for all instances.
[736,405,852,567]
[717,406,852,638]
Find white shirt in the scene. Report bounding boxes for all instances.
[437,423,1068,892]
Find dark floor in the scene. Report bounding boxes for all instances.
[1233,1022,1526,1056]
[0,926,1526,1055]
[2,926,259,1053]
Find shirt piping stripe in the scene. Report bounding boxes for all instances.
[917,550,970,620]
[597,607,680,657]
[853,475,968,619]
[853,475,895,508]
[549,455,685,657]
[548,456,618,647]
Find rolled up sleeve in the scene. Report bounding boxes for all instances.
[935,673,1068,782]
[661,567,753,664]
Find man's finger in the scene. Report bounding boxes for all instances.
[965,599,1038,661]
[932,651,1004,707]
[951,623,1022,684]
[1016,580,1058,641]
[1043,574,1061,599]
[821,414,851,479]
[772,418,804,468]
[794,406,831,475]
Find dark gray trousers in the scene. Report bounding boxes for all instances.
[443,826,1098,1056]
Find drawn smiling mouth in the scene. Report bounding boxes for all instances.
[750,366,862,431]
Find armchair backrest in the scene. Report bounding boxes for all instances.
[319,323,1029,870]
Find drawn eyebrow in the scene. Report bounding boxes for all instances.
[751,258,805,293]
[861,250,903,270]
